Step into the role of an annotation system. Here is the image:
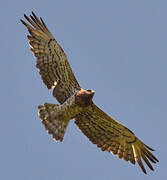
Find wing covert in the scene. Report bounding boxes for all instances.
[75,103,159,174]
[21,12,81,103]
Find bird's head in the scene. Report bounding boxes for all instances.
[75,89,95,107]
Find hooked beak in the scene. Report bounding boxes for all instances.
[90,90,95,97]
[91,90,95,94]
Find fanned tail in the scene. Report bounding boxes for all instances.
[38,103,69,141]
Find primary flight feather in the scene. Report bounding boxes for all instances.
[21,12,159,174]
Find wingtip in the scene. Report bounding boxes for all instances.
[145,145,155,151]
[151,167,154,171]
[24,13,28,19]
[155,157,159,163]
[20,19,26,26]
[31,11,36,18]
[143,170,147,174]
[40,17,44,23]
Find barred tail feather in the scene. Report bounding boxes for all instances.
[38,103,69,142]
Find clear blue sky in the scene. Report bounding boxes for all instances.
[0,0,166,179]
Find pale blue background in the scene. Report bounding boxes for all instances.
[0,0,166,179]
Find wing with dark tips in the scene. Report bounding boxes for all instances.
[75,103,159,174]
[21,12,81,103]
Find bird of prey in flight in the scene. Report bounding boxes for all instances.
[21,12,159,174]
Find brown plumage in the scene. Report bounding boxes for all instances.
[21,12,159,174]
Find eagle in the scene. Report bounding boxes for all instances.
[21,12,159,174]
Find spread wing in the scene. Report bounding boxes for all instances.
[75,103,159,174]
[21,12,81,104]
